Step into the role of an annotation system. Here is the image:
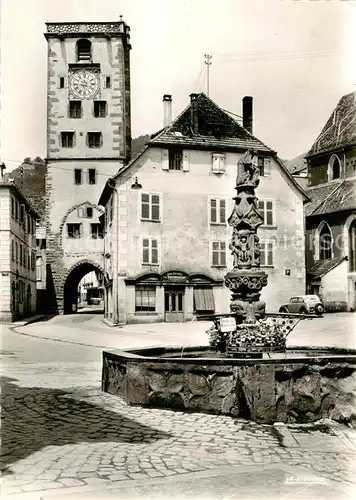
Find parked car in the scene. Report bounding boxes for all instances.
[279,295,324,315]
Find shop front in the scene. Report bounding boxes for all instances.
[124,270,223,323]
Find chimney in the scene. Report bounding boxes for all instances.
[0,162,6,179]
[242,96,253,134]
[163,94,172,127]
[190,93,199,134]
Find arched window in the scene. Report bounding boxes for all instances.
[36,256,43,282]
[77,39,92,62]
[319,224,333,260]
[349,219,356,272]
[328,154,341,181]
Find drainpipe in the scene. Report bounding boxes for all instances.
[108,178,119,323]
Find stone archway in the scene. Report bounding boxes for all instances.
[63,259,104,314]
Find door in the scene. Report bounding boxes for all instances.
[164,287,184,322]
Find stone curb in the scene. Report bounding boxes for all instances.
[6,462,350,500]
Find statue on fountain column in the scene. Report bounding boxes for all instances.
[235,149,260,188]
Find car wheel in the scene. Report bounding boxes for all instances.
[315,304,324,315]
[299,307,308,314]
[279,307,288,313]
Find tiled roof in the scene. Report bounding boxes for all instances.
[306,92,356,157]
[304,182,342,217]
[149,93,274,153]
[307,257,347,278]
[305,178,356,217]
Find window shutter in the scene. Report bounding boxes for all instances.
[161,149,169,170]
[182,151,190,172]
[77,208,84,218]
[264,158,271,176]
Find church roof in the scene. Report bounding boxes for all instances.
[305,178,356,217]
[306,92,356,158]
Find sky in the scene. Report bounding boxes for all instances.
[1,0,356,172]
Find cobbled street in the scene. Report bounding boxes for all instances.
[1,312,356,500]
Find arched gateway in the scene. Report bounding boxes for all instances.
[63,260,104,314]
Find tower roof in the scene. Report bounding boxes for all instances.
[306,91,356,158]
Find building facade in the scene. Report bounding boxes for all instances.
[0,179,39,322]
[305,91,356,311]
[44,20,131,314]
[99,93,308,324]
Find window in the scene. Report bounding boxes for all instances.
[349,219,356,272]
[258,200,274,226]
[258,158,265,176]
[77,39,92,62]
[94,101,107,118]
[27,214,30,233]
[36,256,43,282]
[15,201,19,221]
[20,244,23,266]
[61,132,74,148]
[91,223,104,239]
[19,204,25,224]
[11,197,15,218]
[210,198,226,225]
[212,153,226,174]
[211,241,226,267]
[319,224,332,260]
[193,288,215,313]
[69,101,82,118]
[59,77,65,88]
[328,154,341,181]
[88,132,102,148]
[15,241,18,262]
[11,240,14,261]
[169,149,183,170]
[67,223,81,239]
[135,286,156,312]
[105,76,111,89]
[86,207,93,218]
[24,248,27,269]
[142,238,159,265]
[74,169,82,185]
[88,169,96,185]
[31,251,36,271]
[141,193,160,221]
[260,241,274,266]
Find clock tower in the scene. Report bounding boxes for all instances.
[44,20,131,314]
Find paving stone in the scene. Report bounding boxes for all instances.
[109,473,130,481]
[59,477,85,487]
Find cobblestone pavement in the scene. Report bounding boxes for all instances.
[1,317,356,499]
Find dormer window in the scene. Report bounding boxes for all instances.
[328,154,341,181]
[77,39,92,62]
[169,149,183,170]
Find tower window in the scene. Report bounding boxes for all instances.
[88,169,96,184]
[77,39,92,62]
[328,154,341,181]
[105,76,111,88]
[88,132,102,148]
[86,207,93,218]
[94,101,107,118]
[61,132,74,148]
[59,77,65,88]
[74,169,82,185]
[91,223,104,239]
[69,101,82,118]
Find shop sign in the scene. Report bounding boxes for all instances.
[163,271,188,282]
[219,317,236,333]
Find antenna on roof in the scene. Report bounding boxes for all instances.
[204,54,212,97]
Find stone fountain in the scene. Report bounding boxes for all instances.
[102,150,356,425]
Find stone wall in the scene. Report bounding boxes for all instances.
[102,347,356,425]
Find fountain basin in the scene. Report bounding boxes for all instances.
[102,345,356,424]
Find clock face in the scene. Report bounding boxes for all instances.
[69,70,100,99]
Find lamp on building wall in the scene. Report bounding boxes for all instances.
[0,162,6,179]
[131,177,142,189]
